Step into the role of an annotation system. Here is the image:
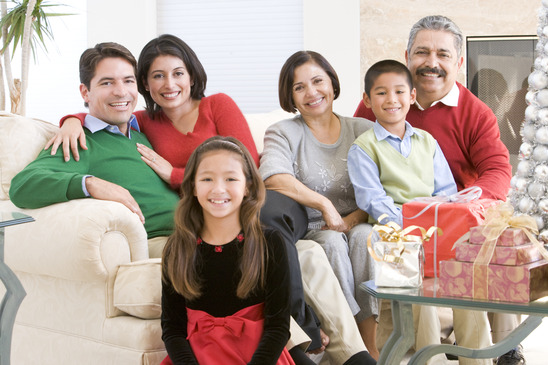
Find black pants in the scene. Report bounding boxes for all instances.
[260,190,322,351]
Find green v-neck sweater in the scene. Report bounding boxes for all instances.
[10,128,179,238]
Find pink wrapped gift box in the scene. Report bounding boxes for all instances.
[439,259,548,303]
[455,242,542,266]
[469,226,528,247]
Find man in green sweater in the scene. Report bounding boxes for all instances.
[9,42,179,258]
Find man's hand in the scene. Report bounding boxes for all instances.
[85,176,145,224]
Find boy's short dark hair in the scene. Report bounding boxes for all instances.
[364,59,413,97]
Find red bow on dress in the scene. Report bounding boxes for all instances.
[191,316,245,338]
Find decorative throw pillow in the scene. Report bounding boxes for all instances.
[113,259,162,319]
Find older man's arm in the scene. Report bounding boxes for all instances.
[468,107,512,201]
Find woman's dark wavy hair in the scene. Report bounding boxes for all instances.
[162,136,267,300]
[137,34,207,118]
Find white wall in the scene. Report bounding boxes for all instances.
[304,0,360,116]
[86,0,157,61]
[23,0,87,122]
[16,0,360,122]
[8,0,155,123]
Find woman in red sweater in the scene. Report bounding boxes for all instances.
[49,34,259,191]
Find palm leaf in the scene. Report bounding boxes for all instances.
[0,0,74,59]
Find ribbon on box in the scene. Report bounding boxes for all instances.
[470,202,548,299]
[368,214,441,287]
[404,186,483,277]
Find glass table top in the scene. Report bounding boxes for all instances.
[361,279,548,316]
[0,212,34,228]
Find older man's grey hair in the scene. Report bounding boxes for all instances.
[407,15,463,59]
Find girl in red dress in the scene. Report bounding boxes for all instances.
[160,136,294,365]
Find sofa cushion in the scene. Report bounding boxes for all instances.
[0,112,58,200]
[114,259,162,319]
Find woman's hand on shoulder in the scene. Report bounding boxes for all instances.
[44,117,87,161]
[136,143,173,184]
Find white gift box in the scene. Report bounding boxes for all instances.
[372,240,424,288]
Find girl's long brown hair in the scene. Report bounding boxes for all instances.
[162,136,267,300]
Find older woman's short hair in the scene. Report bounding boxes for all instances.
[278,51,340,113]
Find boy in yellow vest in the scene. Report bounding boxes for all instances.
[348,60,493,365]
[348,59,456,225]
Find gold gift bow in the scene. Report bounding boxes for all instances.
[367,214,441,265]
[471,202,548,299]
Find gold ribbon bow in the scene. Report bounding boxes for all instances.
[472,202,548,299]
[368,214,441,265]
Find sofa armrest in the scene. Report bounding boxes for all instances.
[3,198,149,282]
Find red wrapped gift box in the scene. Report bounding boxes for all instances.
[439,259,548,303]
[402,188,498,277]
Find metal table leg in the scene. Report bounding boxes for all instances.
[0,227,26,365]
[408,316,544,365]
[379,300,415,365]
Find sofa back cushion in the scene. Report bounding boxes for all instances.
[0,112,58,200]
[244,109,294,154]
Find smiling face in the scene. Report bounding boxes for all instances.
[405,29,463,108]
[80,57,138,134]
[291,61,334,119]
[194,150,247,225]
[364,72,416,133]
[144,54,194,112]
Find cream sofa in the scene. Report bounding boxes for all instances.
[0,109,293,364]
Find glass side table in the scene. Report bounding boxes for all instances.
[361,278,548,365]
[0,212,34,365]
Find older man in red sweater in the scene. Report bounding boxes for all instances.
[355,15,520,365]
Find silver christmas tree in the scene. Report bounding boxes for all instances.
[509,0,548,241]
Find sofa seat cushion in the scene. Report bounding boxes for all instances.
[114,259,162,319]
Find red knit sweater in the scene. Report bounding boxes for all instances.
[354,82,511,200]
[62,93,259,190]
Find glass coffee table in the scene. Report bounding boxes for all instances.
[360,278,548,365]
[0,212,34,365]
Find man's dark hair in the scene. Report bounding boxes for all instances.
[79,42,137,107]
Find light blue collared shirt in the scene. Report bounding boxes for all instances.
[81,114,140,196]
[83,114,140,136]
[348,121,457,226]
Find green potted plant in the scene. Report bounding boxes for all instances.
[0,0,72,115]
